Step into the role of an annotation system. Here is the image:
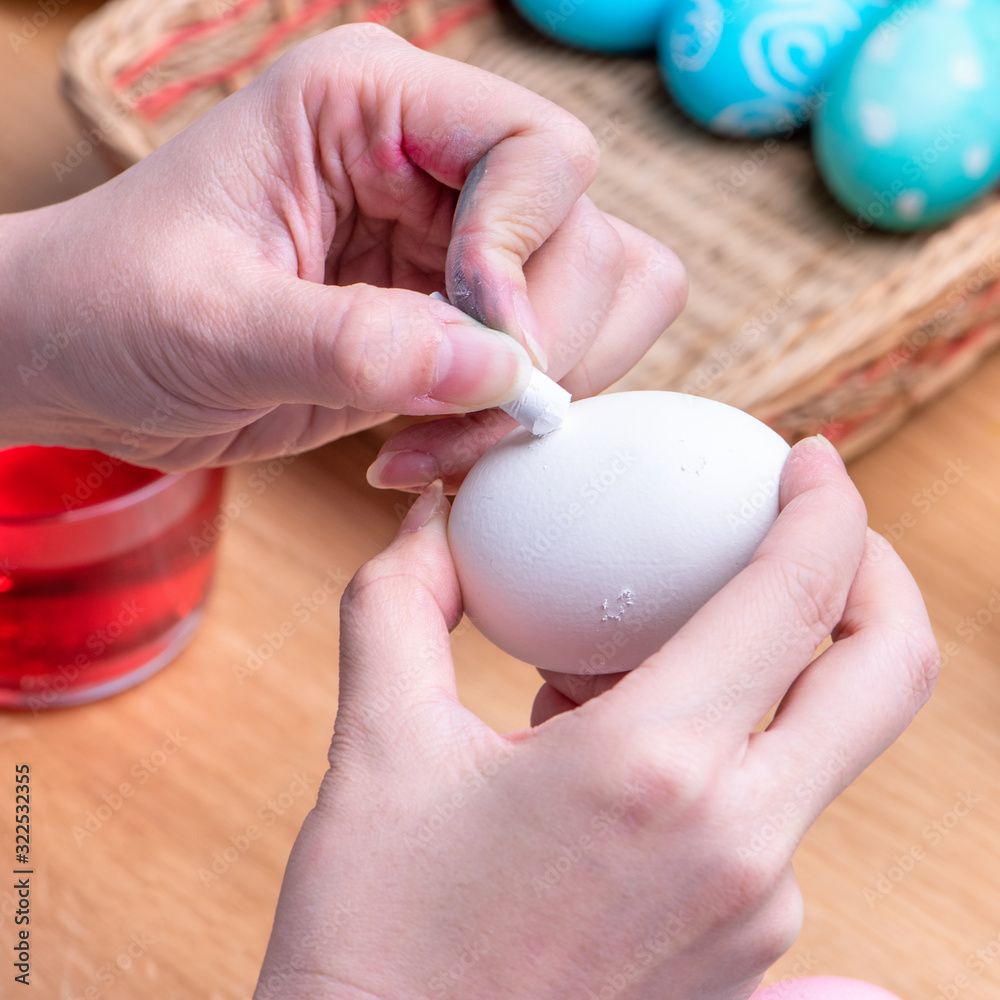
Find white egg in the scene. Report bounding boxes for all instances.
[448,391,790,675]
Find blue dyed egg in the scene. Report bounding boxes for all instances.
[814,0,1000,231]
[659,0,896,137]
[511,0,673,53]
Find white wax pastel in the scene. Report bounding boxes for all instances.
[500,368,571,435]
[429,291,568,435]
[448,391,791,675]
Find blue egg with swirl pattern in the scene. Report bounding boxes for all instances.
[512,0,675,53]
[659,0,897,137]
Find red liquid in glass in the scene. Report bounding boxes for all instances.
[0,447,224,709]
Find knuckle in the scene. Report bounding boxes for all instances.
[712,850,791,925]
[582,212,627,284]
[882,621,941,711]
[340,559,391,618]
[648,244,689,319]
[500,215,552,263]
[757,550,845,646]
[563,118,602,185]
[593,726,715,829]
[753,880,804,967]
[531,105,599,182]
[327,21,397,52]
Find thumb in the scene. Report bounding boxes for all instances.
[335,481,464,747]
[242,273,533,415]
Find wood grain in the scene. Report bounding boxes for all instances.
[3,4,1000,998]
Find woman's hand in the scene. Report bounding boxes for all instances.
[254,436,938,1000]
[1,25,684,470]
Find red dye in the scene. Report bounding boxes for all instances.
[0,446,162,518]
[0,447,224,709]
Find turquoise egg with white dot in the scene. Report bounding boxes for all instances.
[814,0,1000,231]
[511,0,674,53]
[659,0,897,137]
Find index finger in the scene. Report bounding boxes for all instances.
[391,43,600,364]
[444,126,598,367]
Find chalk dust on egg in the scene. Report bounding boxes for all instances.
[447,391,791,675]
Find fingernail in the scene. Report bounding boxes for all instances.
[400,479,444,533]
[800,433,845,467]
[433,320,532,408]
[513,292,549,371]
[367,450,439,490]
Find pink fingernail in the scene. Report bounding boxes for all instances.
[400,479,444,533]
[814,434,844,461]
[798,434,845,468]
[367,450,440,491]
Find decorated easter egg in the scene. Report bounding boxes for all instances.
[511,0,673,53]
[447,392,790,675]
[751,976,903,1000]
[813,0,1000,231]
[659,0,896,136]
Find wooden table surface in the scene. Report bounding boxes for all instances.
[3,4,1000,998]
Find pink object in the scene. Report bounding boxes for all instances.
[751,977,903,1000]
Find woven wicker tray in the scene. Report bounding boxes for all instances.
[60,0,1000,458]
